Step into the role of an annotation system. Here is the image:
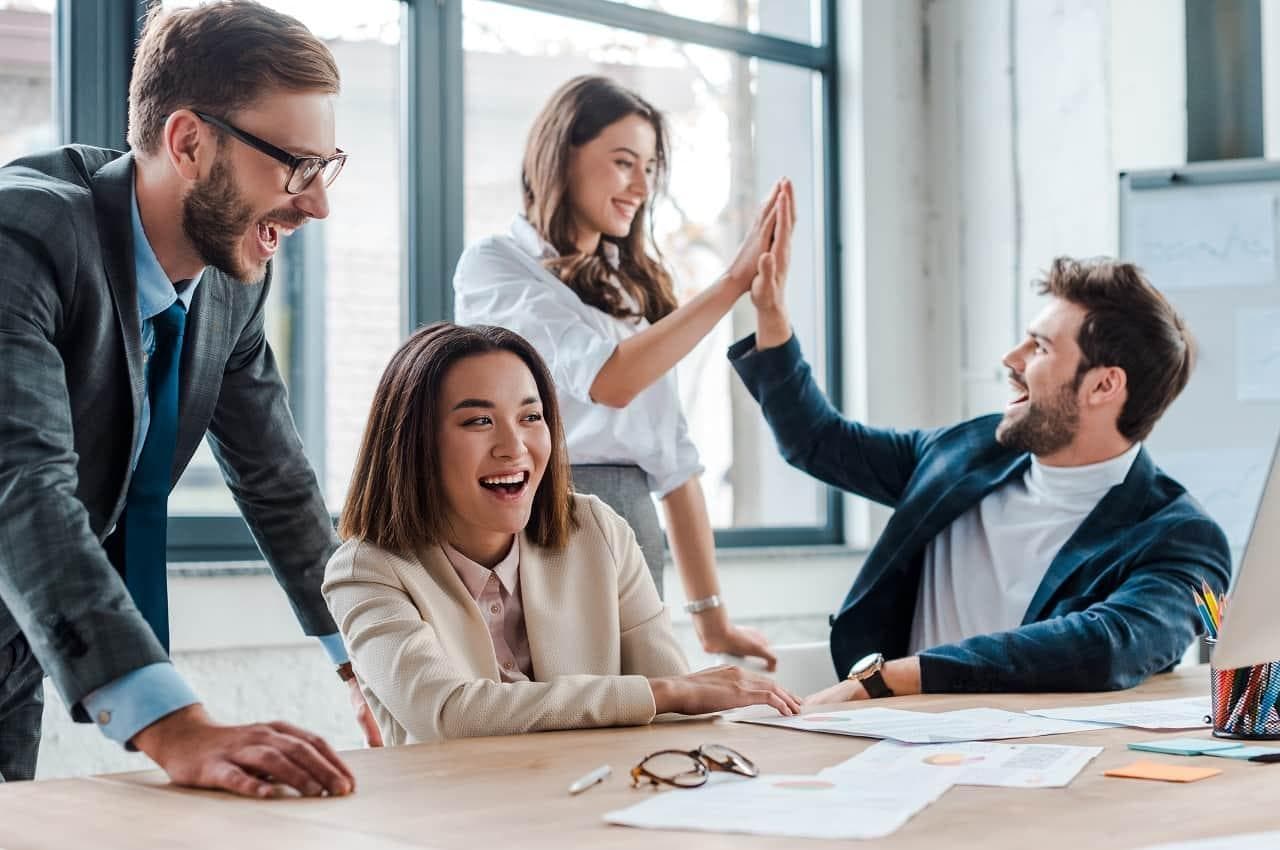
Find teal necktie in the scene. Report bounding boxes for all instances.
[122,300,187,651]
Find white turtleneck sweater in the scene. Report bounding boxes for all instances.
[908,442,1142,655]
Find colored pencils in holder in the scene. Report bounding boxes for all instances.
[1192,589,1218,639]
[1258,666,1280,734]
[1201,581,1221,630]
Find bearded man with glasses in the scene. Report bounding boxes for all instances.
[0,0,373,796]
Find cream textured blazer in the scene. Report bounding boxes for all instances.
[323,494,690,745]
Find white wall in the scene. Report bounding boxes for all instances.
[851,0,1187,429]
[1265,0,1280,159]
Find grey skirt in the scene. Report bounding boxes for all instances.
[570,464,664,598]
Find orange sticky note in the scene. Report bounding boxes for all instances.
[1104,760,1222,783]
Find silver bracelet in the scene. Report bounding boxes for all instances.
[683,594,723,614]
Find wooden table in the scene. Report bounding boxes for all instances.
[3,666,1277,849]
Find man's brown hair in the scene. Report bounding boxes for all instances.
[522,75,677,323]
[339,323,576,556]
[128,0,340,154]
[1038,256,1195,442]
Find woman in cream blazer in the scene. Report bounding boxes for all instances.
[324,323,799,745]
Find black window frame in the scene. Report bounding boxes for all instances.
[56,0,842,561]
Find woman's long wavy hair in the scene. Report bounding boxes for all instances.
[521,75,677,323]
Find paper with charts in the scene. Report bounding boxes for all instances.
[604,769,953,841]
[734,706,1103,743]
[1025,696,1211,730]
[822,739,1103,789]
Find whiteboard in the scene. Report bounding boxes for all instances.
[1118,160,1280,569]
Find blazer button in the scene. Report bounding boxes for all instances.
[97,710,112,725]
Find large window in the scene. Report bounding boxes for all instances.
[159,1,405,527]
[461,0,838,540]
[0,1,56,165]
[56,0,837,559]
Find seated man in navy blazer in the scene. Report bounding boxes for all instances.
[732,242,1230,703]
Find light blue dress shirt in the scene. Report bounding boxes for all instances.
[81,189,347,748]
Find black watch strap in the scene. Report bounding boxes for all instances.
[862,669,894,699]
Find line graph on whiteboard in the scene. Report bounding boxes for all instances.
[1131,193,1277,290]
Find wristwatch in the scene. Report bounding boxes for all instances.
[846,652,894,699]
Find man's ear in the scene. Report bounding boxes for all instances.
[161,109,209,183]
[1084,365,1127,408]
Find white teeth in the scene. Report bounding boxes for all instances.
[481,473,524,485]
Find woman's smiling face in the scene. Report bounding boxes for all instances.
[436,351,552,563]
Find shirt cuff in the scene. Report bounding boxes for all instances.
[80,663,200,749]
[317,632,349,665]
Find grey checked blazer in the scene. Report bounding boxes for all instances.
[0,145,339,722]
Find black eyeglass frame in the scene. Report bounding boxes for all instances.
[630,744,759,789]
[192,110,347,194]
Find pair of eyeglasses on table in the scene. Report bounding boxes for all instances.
[630,744,758,789]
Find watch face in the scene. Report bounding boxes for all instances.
[849,652,884,679]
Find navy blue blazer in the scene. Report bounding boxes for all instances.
[730,333,1231,693]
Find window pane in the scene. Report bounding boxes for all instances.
[0,1,56,166]
[165,0,404,517]
[607,0,821,46]
[462,0,828,530]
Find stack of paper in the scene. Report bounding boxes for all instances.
[1025,696,1211,730]
[824,739,1103,788]
[604,769,953,841]
[734,706,1104,743]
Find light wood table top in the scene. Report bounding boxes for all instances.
[4,665,1278,849]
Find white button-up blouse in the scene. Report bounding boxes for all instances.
[452,215,703,497]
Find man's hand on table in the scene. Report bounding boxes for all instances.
[347,678,384,747]
[802,657,923,707]
[131,704,355,798]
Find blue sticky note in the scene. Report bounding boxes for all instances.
[1203,746,1280,760]
[1127,738,1244,756]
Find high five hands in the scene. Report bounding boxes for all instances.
[725,178,796,298]
[750,178,796,350]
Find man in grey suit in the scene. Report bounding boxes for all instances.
[0,1,375,795]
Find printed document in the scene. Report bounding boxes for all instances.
[735,706,1103,743]
[822,739,1102,788]
[604,769,953,841]
[1026,696,1211,730]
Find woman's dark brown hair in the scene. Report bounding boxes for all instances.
[339,323,575,555]
[522,75,677,323]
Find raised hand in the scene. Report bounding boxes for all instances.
[722,179,786,294]
[749,177,794,314]
[131,704,356,798]
[648,665,801,716]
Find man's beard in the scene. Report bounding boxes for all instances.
[182,151,262,284]
[995,376,1081,456]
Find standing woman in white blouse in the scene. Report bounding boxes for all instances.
[453,75,795,667]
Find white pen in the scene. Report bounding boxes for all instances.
[567,764,612,795]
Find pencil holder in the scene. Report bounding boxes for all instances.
[1208,646,1280,740]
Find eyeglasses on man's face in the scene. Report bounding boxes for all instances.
[192,110,346,194]
[630,744,758,789]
